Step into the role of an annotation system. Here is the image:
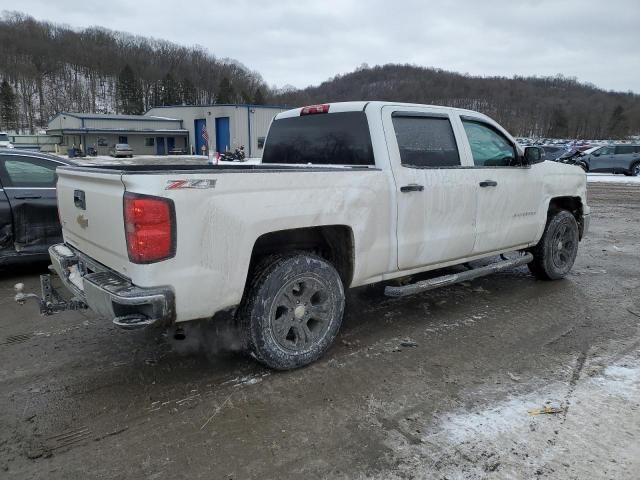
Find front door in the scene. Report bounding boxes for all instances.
[215,117,230,153]
[0,182,13,254]
[590,145,615,172]
[459,118,543,254]
[0,155,62,254]
[156,137,166,155]
[383,106,478,270]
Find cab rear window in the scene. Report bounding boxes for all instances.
[262,111,374,166]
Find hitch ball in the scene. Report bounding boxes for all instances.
[14,283,24,293]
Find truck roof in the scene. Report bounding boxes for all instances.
[275,101,491,121]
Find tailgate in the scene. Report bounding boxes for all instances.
[56,167,130,275]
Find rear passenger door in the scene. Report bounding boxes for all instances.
[614,145,638,172]
[383,106,478,270]
[0,155,63,254]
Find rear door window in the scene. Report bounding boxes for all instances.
[392,115,460,168]
[614,146,635,155]
[262,111,374,166]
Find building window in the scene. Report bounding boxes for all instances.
[145,138,155,147]
[118,136,128,144]
[97,137,108,146]
[257,136,266,149]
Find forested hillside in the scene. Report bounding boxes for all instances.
[0,12,268,132]
[272,64,640,139]
[1,12,639,139]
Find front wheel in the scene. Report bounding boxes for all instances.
[239,253,345,370]
[630,162,640,177]
[528,210,579,280]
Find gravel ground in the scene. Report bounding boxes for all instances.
[0,183,638,479]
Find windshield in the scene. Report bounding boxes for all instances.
[262,111,374,166]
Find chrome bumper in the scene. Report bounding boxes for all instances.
[49,244,174,329]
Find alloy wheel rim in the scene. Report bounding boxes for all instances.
[551,223,575,269]
[270,276,332,353]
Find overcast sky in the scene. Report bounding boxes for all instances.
[9,0,640,92]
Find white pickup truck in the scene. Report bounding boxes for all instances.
[23,101,589,369]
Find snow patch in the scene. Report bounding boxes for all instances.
[587,173,640,184]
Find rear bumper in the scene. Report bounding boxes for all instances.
[49,244,174,328]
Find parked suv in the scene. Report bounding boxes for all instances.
[579,144,640,176]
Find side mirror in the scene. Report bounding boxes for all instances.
[524,146,545,165]
[592,151,601,157]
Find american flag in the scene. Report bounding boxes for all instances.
[201,124,209,145]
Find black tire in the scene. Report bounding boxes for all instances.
[239,253,345,370]
[629,162,640,177]
[576,161,588,172]
[528,210,579,280]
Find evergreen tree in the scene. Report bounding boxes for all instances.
[0,79,17,131]
[548,106,569,138]
[253,87,265,105]
[607,105,628,138]
[160,72,180,106]
[217,77,235,104]
[181,77,196,105]
[116,64,143,114]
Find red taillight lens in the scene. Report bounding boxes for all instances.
[300,104,330,115]
[124,193,175,263]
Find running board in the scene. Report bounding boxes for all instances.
[384,253,533,298]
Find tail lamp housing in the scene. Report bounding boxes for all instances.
[124,193,176,263]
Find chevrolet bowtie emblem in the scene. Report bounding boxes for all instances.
[76,214,89,228]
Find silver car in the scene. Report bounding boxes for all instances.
[580,144,640,176]
[109,143,133,158]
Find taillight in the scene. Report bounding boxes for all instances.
[300,104,330,115]
[123,193,175,263]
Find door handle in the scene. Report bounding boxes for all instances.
[14,194,42,199]
[400,184,424,193]
[479,180,498,188]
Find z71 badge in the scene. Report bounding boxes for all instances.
[165,179,217,190]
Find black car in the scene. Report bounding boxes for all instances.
[541,145,568,161]
[0,149,76,266]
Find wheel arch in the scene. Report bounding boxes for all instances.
[246,225,355,289]
[547,196,585,239]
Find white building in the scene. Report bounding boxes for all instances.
[47,113,189,156]
[144,104,287,157]
[46,104,288,157]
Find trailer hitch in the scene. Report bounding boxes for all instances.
[15,274,88,315]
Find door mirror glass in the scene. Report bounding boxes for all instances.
[524,146,545,165]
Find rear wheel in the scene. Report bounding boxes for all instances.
[239,253,345,369]
[528,210,579,280]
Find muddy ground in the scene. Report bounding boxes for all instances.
[1,183,638,479]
